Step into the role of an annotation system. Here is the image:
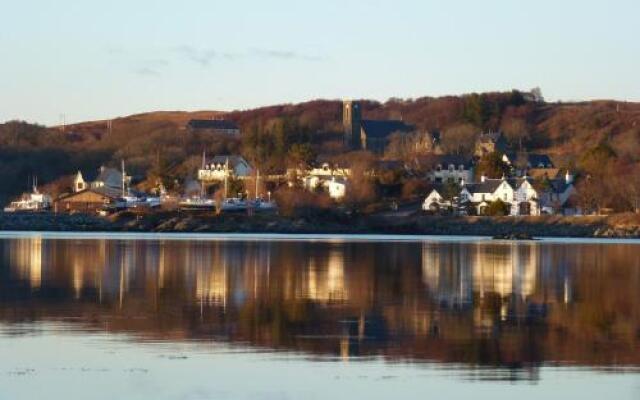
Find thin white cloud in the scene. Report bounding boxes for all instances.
[252,48,323,61]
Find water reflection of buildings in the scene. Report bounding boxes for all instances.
[1,237,638,372]
[297,248,347,303]
[422,242,574,333]
[6,237,44,289]
[422,243,571,304]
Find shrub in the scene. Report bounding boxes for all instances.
[484,199,511,216]
[274,187,333,218]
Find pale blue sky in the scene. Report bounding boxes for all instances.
[1,0,638,125]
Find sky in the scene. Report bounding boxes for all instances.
[0,0,639,126]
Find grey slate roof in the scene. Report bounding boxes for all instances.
[547,178,571,193]
[208,155,249,167]
[58,186,122,201]
[187,119,239,130]
[360,119,414,139]
[505,152,554,168]
[374,160,405,171]
[464,179,505,194]
[78,168,99,182]
[528,154,554,168]
[95,167,123,186]
[432,154,474,169]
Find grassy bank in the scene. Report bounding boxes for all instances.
[2,211,640,238]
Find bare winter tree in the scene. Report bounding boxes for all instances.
[501,117,529,150]
[440,124,477,157]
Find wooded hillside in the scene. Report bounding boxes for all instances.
[1,91,639,209]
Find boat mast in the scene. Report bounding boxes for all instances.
[224,158,229,199]
[255,169,259,200]
[201,150,206,198]
[121,159,126,197]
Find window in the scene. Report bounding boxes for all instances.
[504,193,507,201]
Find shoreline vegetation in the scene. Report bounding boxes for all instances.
[2,211,640,238]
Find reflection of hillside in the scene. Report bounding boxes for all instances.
[0,238,639,374]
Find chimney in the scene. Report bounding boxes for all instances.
[565,170,574,184]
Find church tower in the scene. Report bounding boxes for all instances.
[343,100,362,150]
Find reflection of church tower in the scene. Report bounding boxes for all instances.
[343,100,362,150]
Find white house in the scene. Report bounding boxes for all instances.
[502,153,555,178]
[198,155,252,181]
[461,176,516,215]
[513,178,540,215]
[461,177,539,216]
[537,171,576,214]
[420,155,474,184]
[422,187,452,212]
[459,172,576,216]
[298,162,350,192]
[328,178,348,200]
[73,166,129,193]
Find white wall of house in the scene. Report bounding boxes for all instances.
[422,190,451,211]
[299,164,350,192]
[198,159,252,181]
[460,176,578,216]
[73,172,87,193]
[463,179,515,204]
[328,179,347,200]
[514,180,540,216]
[494,180,515,205]
[428,165,474,184]
[461,179,516,215]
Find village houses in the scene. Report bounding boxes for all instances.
[299,162,351,192]
[57,165,131,213]
[198,155,252,182]
[423,172,575,216]
[422,155,474,184]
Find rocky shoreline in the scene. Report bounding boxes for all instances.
[1,211,640,238]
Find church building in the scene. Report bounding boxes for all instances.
[343,100,414,154]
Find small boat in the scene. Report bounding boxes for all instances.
[179,197,216,211]
[220,198,247,212]
[123,195,162,209]
[3,184,52,213]
[250,198,277,212]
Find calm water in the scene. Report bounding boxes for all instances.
[0,233,639,400]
